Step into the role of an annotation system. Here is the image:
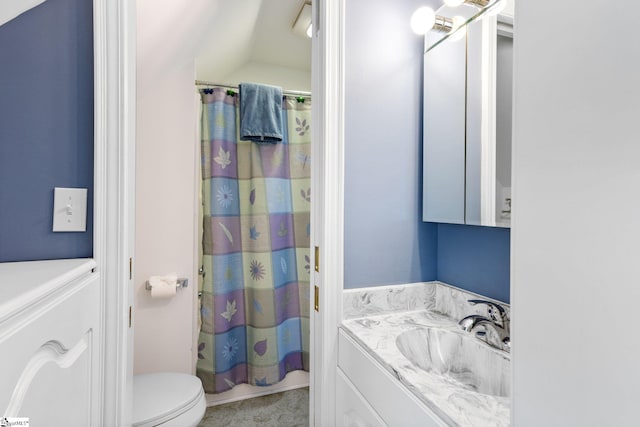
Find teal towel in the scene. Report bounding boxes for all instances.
[239,83,283,144]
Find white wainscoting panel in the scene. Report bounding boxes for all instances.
[0,260,100,426]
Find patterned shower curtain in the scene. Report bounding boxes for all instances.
[196,87,311,393]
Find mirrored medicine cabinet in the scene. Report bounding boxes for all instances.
[422,2,513,228]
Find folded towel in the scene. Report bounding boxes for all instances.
[239,82,283,144]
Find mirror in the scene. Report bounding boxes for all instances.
[422,3,513,227]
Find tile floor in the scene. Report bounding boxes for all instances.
[198,388,309,427]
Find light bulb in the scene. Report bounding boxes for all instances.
[306,23,313,38]
[410,7,436,35]
[448,16,467,42]
[444,0,466,7]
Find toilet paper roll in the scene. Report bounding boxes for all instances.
[149,275,177,299]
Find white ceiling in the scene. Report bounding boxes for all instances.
[194,0,312,81]
[0,0,47,27]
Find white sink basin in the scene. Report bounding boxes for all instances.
[396,327,510,397]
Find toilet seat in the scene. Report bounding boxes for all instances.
[133,373,206,427]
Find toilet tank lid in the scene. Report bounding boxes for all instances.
[133,372,204,426]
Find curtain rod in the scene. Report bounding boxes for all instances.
[195,80,311,98]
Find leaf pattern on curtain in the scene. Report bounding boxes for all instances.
[196,88,311,393]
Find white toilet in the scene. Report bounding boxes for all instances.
[133,373,207,427]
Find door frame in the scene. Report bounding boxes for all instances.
[310,0,345,425]
[97,0,348,424]
[93,0,136,425]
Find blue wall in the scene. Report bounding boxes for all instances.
[0,0,94,262]
[344,0,438,288]
[437,224,510,302]
[343,0,510,301]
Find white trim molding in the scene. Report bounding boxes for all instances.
[93,0,136,424]
[310,0,345,425]
[480,15,497,225]
[4,333,91,417]
[0,266,101,425]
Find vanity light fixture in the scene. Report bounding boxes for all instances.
[413,0,507,37]
[410,7,435,35]
[411,7,454,35]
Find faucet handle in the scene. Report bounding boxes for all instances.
[467,299,506,322]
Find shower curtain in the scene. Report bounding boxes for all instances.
[196,87,311,394]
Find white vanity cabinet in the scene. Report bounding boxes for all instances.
[337,368,386,427]
[337,329,446,427]
[0,259,101,426]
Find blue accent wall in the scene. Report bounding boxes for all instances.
[0,0,94,262]
[437,224,510,302]
[343,0,510,301]
[344,0,438,288]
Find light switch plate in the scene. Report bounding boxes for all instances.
[52,187,87,232]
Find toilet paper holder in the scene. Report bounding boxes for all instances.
[145,278,189,291]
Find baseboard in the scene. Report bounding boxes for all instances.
[205,370,309,407]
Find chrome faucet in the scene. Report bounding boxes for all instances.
[458,299,510,352]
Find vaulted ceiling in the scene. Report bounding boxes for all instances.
[194,0,312,81]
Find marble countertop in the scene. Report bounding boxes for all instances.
[341,282,510,426]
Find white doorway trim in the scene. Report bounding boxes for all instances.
[310,0,345,425]
[93,0,136,425]
[94,0,346,423]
